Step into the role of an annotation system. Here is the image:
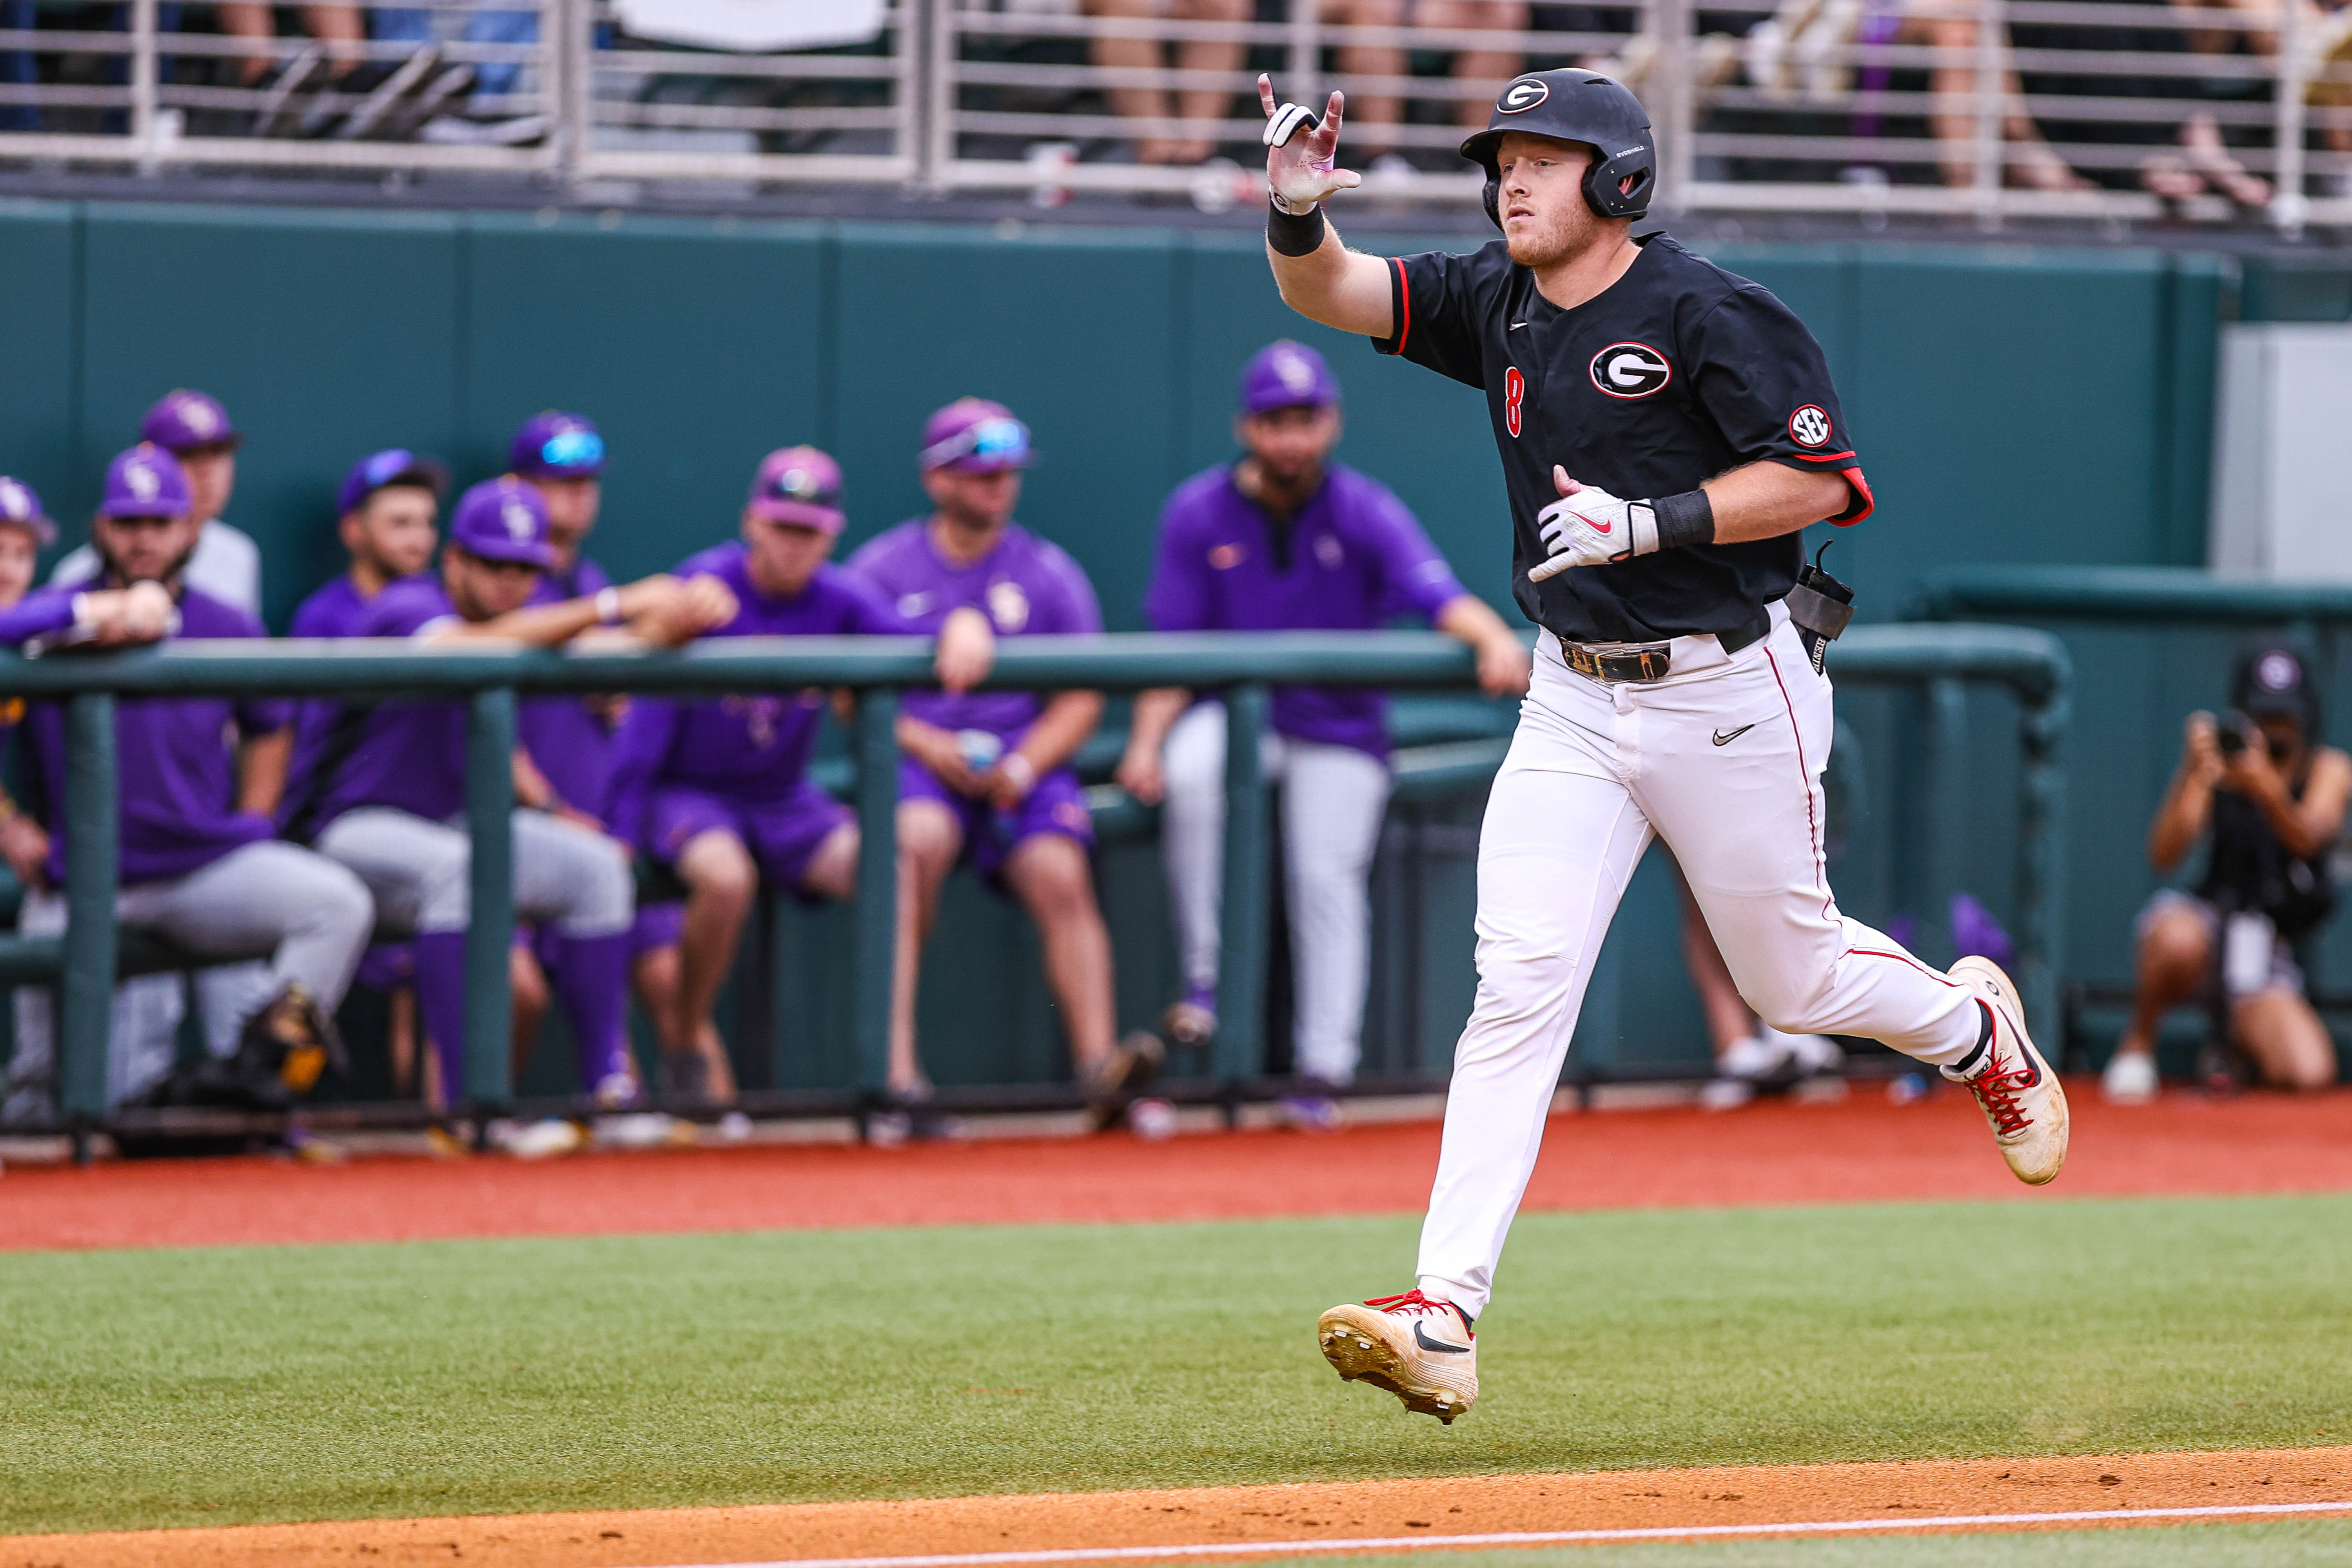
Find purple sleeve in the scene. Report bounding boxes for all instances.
[604,696,679,851]
[843,572,910,635]
[1141,503,1211,633]
[1359,485,1467,623]
[0,589,82,648]
[1042,547,1103,635]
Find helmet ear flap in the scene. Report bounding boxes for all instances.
[1481,172,1502,229]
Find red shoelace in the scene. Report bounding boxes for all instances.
[1364,1290,1473,1337]
[1965,1044,2038,1136]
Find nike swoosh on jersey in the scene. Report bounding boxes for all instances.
[1414,1322,1472,1354]
[1509,321,1528,330]
[1712,724,1756,746]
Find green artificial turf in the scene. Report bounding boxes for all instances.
[1247,1519,2352,1567]
[0,1194,2347,1535]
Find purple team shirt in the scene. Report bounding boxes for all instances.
[5,586,293,885]
[1143,463,1466,759]
[846,520,1102,737]
[519,556,619,817]
[289,577,474,832]
[289,574,381,639]
[605,542,903,849]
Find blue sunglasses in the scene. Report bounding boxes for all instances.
[540,429,605,470]
[919,416,1029,470]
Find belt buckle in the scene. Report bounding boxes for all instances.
[1558,635,1672,684]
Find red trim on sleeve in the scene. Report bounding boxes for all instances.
[1790,449,1857,463]
[1392,256,1410,354]
[1829,465,1873,525]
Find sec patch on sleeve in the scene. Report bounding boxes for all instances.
[1788,405,1833,446]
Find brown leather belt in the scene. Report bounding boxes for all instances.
[1556,606,1772,685]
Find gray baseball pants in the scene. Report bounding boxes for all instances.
[312,806,632,936]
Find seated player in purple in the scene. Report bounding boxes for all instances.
[505,410,684,1110]
[290,448,447,638]
[284,475,737,1114]
[608,446,994,1105]
[0,477,53,906]
[1115,342,1530,1123]
[847,399,1161,1127]
[2,445,371,1115]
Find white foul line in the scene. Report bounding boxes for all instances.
[659,1499,2352,1568]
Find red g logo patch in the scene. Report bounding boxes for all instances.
[1789,405,1832,446]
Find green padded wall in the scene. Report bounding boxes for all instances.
[0,198,2238,1090]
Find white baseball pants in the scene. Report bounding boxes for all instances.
[1161,700,1392,1084]
[1416,607,1982,1318]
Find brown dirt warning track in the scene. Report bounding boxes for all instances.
[7,1447,2349,1566]
[2,1084,2348,1253]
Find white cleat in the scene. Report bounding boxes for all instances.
[1317,1290,1479,1424]
[2101,1048,2158,1105]
[1942,956,2069,1185]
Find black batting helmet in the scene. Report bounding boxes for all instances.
[1459,69,1655,227]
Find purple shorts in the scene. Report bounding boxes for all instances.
[649,780,853,895]
[354,941,414,991]
[898,756,1095,880]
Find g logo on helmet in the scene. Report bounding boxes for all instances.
[1588,342,1672,400]
[1497,77,1550,113]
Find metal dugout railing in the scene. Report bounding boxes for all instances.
[0,622,2066,1150]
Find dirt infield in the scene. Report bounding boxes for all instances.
[6,1447,2345,1566]
[3,1086,2349,1253]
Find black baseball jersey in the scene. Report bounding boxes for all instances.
[1373,232,1871,644]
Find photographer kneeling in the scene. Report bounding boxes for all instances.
[2105,647,2349,1102]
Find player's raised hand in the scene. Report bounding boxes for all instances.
[1259,75,1360,214]
[1529,466,1635,581]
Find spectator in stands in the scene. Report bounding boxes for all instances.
[56,390,261,615]
[2144,0,2352,203]
[1744,0,2091,190]
[1115,343,1527,1125]
[607,446,993,1109]
[283,476,735,1117]
[376,5,548,146]
[503,412,681,1119]
[0,478,53,902]
[1082,0,1526,167]
[0,445,371,1124]
[2103,646,2348,1103]
[849,399,1161,1136]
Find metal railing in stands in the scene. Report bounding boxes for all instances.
[0,0,2341,230]
[0,622,2066,1151]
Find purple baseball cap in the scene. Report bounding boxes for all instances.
[917,398,1031,474]
[338,448,450,518]
[100,443,193,519]
[140,389,240,454]
[509,411,606,479]
[747,445,845,534]
[0,476,56,544]
[1240,340,1339,415]
[448,476,556,568]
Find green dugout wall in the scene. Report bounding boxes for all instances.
[0,197,2245,1088]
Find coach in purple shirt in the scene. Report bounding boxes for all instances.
[1116,342,1528,1116]
[2,445,371,1114]
[847,399,1160,1130]
[608,446,993,1105]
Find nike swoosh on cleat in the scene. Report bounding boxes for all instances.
[1711,725,1756,746]
[1413,1322,1472,1354]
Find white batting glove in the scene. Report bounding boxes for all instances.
[1258,75,1360,214]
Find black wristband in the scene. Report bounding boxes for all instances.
[1649,488,1715,551]
[1266,200,1327,257]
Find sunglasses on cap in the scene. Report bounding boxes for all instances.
[919,416,1029,470]
[539,429,605,470]
[763,464,840,508]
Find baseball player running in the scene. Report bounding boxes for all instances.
[2,445,370,1118]
[1117,340,1529,1124]
[1256,67,2068,1423]
[282,476,735,1114]
[607,446,993,1104]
